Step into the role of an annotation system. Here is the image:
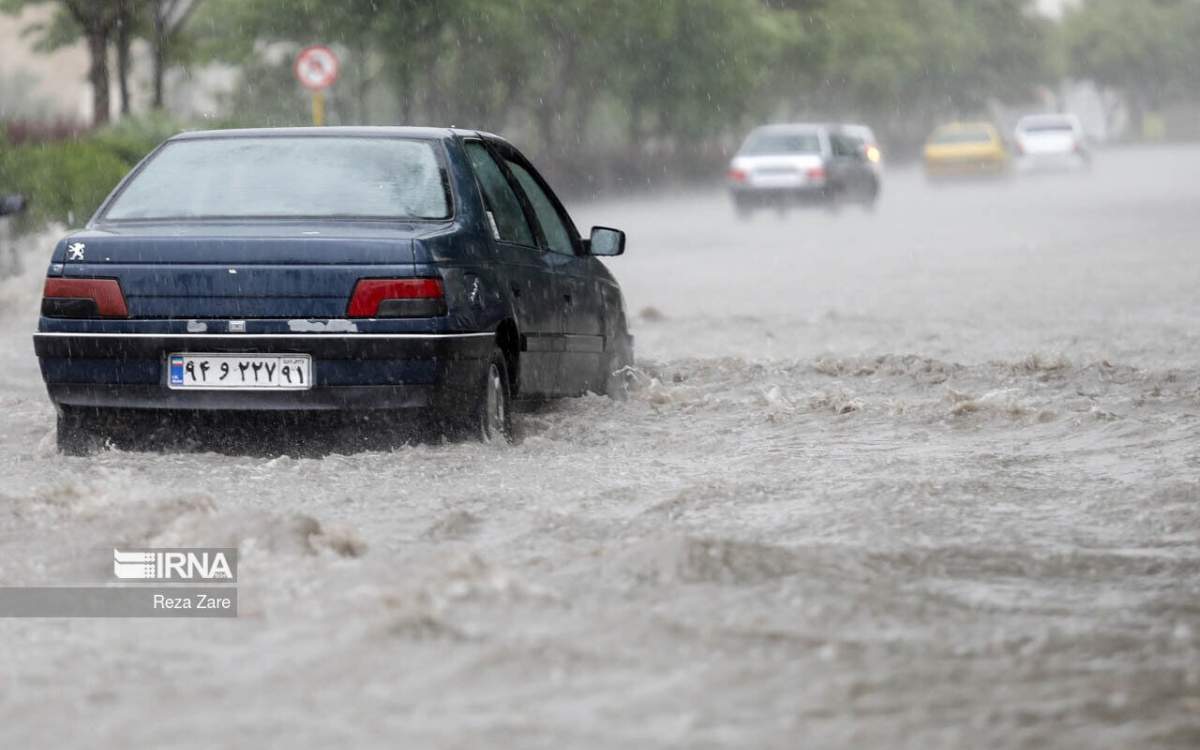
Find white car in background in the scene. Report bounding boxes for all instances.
[726,123,881,217]
[1014,113,1091,171]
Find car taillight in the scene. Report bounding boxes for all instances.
[347,278,446,318]
[41,278,129,318]
[807,166,826,182]
[727,168,748,183]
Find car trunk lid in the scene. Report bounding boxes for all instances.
[1018,131,1077,155]
[732,154,825,188]
[60,223,429,319]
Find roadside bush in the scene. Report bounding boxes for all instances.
[0,115,184,234]
[0,140,131,231]
[88,113,183,164]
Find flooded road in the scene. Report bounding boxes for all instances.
[1,146,1198,748]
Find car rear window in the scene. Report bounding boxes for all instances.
[930,128,995,145]
[740,131,822,155]
[102,137,451,221]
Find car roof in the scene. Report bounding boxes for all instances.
[1016,113,1080,127]
[933,121,997,133]
[837,123,876,138]
[752,122,877,139]
[935,121,994,129]
[168,126,502,143]
[750,123,826,134]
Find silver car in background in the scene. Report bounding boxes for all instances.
[1014,113,1091,171]
[727,123,881,217]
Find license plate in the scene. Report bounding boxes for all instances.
[167,354,312,390]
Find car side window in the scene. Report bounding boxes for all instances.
[831,134,858,158]
[506,160,576,256]
[464,141,534,247]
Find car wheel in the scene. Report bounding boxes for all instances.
[862,179,881,210]
[823,190,842,214]
[56,406,107,456]
[474,348,513,443]
[732,195,754,221]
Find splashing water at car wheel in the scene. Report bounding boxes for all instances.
[56,405,107,456]
[602,336,634,400]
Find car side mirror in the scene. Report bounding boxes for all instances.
[0,194,27,217]
[588,226,625,256]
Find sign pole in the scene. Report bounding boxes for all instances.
[311,91,325,127]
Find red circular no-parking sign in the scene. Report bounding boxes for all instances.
[294,46,340,91]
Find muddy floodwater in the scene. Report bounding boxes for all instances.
[1,147,1197,748]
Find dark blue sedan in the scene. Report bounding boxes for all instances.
[34,127,632,452]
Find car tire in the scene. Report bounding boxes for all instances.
[56,406,107,456]
[472,347,513,443]
[861,179,881,210]
[601,333,634,400]
[732,195,754,221]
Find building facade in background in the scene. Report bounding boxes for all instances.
[0,5,232,125]
[0,6,91,122]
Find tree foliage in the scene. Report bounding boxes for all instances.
[1,0,1074,190]
[188,0,1054,170]
[1063,0,1200,126]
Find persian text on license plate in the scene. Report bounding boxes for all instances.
[167,354,312,390]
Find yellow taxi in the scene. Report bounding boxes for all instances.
[923,121,1010,179]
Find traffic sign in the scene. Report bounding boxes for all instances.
[294,46,340,91]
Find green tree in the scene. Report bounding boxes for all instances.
[1063,0,1200,132]
[769,0,1054,149]
[150,0,206,110]
[607,0,782,144]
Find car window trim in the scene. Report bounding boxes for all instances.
[483,137,584,257]
[492,140,585,256]
[503,159,580,257]
[463,137,540,251]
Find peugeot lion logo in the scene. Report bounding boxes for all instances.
[113,548,235,581]
[67,242,86,261]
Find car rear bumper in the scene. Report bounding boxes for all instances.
[1016,151,1089,171]
[730,185,830,205]
[34,331,493,412]
[44,383,452,411]
[924,159,1009,178]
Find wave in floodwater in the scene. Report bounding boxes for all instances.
[1,153,1199,748]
